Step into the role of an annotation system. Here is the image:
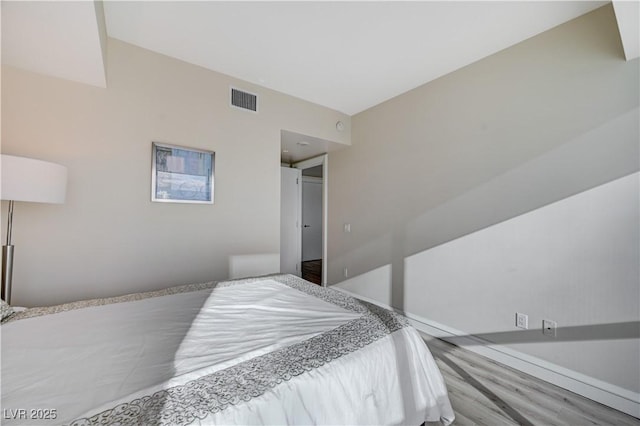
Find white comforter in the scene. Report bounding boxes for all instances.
[1,275,454,425]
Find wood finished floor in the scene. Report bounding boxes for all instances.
[421,333,640,426]
[301,260,322,285]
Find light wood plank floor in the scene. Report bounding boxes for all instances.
[421,333,640,426]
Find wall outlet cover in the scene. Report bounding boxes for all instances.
[543,319,557,337]
[516,312,528,329]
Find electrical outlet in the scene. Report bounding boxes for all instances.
[515,313,528,329]
[344,223,351,233]
[344,267,349,278]
[543,319,557,337]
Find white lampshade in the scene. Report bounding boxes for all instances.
[1,155,67,204]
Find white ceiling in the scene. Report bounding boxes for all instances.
[1,0,107,88]
[103,1,609,115]
[5,1,631,117]
[281,129,348,164]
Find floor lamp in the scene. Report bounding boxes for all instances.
[1,155,67,304]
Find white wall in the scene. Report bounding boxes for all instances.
[1,38,350,306]
[404,172,639,390]
[328,3,639,401]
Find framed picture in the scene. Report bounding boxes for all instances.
[151,142,215,204]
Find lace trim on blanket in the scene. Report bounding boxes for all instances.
[3,274,369,324]
[64,275,408,426]
[69,307,405,425]
[1,281,219,324]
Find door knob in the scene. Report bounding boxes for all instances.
[303,224,311,228]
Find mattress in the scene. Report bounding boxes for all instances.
[1,274,454,425]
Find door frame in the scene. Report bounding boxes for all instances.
[293,154,328,286]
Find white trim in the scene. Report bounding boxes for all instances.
[321,155,328,286]
[293,155,324,170]
[331,286,640,419]
[295,170,302,276]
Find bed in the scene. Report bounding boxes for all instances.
[1,274,454,425]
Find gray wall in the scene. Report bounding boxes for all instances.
[1,38,350,306]
[328,5,639,393]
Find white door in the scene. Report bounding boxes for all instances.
[280,167,301,275]
[302,178,323,261]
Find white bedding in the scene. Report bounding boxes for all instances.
[1,275,454,425]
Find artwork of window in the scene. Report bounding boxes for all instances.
[151,142,215,204]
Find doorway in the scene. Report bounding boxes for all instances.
[294,155,327,285]
[301,166,323,284]
[280,154,328,286]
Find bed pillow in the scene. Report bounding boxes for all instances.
[1,299,14,322]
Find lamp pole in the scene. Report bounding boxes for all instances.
[1,155,68,304]
[2,200,15,304]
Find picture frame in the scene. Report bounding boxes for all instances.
[151,142,215,204]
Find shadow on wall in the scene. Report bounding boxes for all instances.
[449,321,640,346]
[332,108,639,314]
[337,270,640,344]
[335,165,639,315]
[332,168,640,394]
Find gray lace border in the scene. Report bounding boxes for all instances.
[2,281,218,324]
[64,275,408,426]
[3,274,372,324]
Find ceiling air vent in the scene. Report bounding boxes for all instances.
[230,87,258,113]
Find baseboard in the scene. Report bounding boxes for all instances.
[332,287,640,419]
